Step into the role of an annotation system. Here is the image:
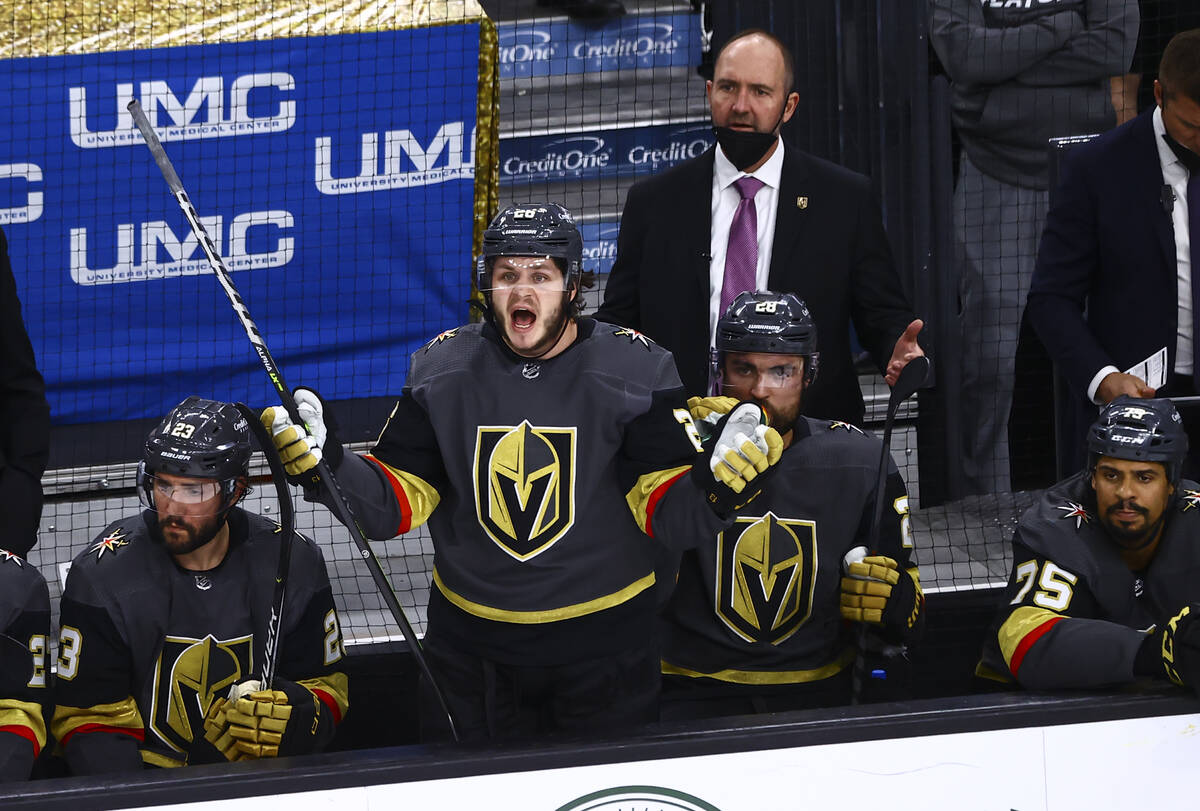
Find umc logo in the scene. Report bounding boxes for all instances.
[69,210,294,286]
[473,421,576,560]
[315,122,474,195]
[0,163,43,224]
[69,73,297,148]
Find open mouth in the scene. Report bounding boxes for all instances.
[510,307,537,331]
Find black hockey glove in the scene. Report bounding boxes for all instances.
[1135,604,1200,692]
[840,553,924,635]
[261,387,344,488]
[203,678,328,760]
[690,402,782,518]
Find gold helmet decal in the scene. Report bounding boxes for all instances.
[716,513,817,644]
[474,421,576,560]
[150,634,252,755]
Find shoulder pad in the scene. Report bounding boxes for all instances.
[79,520,144,566]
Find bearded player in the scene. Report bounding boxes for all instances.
[660,291,923,719]
[264,203,785,740]
[52,397,348,773]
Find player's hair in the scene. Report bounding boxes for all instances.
[1158,28,1200,105]
[714,28,796,94]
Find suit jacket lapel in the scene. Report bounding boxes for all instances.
[768,147,813,289]
[685,148,717,303]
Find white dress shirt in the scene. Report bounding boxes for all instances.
[707,137,785,349]
[1086,106,1193,403]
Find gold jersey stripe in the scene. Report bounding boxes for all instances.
[661,646,856,685]
[998,604,1064,669]
[141,749,185,768]
[365,455,441,532]
[625,465,692,535]
[433,568,655,623]
[51,696,144,743]
[0,699,47,749]
[298,672,350,724]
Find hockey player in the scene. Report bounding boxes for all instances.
[0,548,49,782]
[660,291,923,719]
[979,398,1200,691]
[52,397,348,773]
[263,203,783,740]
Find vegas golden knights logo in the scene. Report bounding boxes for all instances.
[716,513,817,644]
[149,634,253,754]
[473,421,576,560]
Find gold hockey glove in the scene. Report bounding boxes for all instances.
[1140,605,1200,691]
[686,395,739,442]
[840,554,923,632]
[204,681,292,760]
[690,402,783,518]
[260,387,343,486]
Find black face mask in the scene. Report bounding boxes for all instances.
[713,102,788,172]
[1163,128,1200,174]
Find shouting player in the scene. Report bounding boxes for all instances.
[980,397,1200,691]
[52,397,348,773]
[660,291,923,718]
[264,203,783,740]
[0,547,49,782]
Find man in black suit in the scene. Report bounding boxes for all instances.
[597,29,923,425]
[1028,29,1200,472]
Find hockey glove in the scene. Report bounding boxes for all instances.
[203,678,325,761]
[686,395,739,442]
[840,554,923,633]
[1136,605,1200,691]
[261,387,343,487]
[690,402,783,518]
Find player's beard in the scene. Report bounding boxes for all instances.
[1101,500,1158,548]
[153,513,226,556]
[761,398,799,439]
[497,293,572,358]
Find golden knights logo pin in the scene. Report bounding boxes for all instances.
[149,634,253,756]
[90,529,129,561]
[473,420,576,560]
[716,512,817,644]
[1056,501,1091,529]
[1181,490,1200,511]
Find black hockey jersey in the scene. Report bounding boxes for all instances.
[326,319,721,664]
[661,417,916,686]
[52,508,348,771]
[0,549,49,781]
[980,472,1200,689]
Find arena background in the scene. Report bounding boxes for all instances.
[2,0,1196,755]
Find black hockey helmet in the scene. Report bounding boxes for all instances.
[138,396,251,510]
[476,203,583,294]
[716,290,819,385]
[1087,396,1188,485]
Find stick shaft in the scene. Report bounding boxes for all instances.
[128,100,458,739]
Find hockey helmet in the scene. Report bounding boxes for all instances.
[139,396,251,509]
[716,290,819,385]
[1087,396,1188,484]
[476,203,583,294]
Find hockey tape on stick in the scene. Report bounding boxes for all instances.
[853,354,930,705]
[128,99,460,741]
[237,402,295,691]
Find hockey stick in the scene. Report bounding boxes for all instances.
[850,354,931,704]
[236,402,294,690]
[127,99,459,741]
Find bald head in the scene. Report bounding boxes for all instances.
[713,29,795,95]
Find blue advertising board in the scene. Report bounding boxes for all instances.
[0,27,480,424]
[497,13,700,79]
[499,121,713,185]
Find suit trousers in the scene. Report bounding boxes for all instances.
[955,153,1050,494]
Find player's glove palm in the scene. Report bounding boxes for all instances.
[840,553,923,633]
[691,402,783,518]
[260,388,343,486]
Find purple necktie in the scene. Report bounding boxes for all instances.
[720,176,765,314]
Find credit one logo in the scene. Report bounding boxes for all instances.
[315,122,474,194]
[572,22,682,59]
[69,73,297,148]
[581,224,619,271]
[502,136,611,179]
[627,126,712,168]
[0,163,43,224]
[69,210,294,285]
[498,27,557,66]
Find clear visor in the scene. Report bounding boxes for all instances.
[139,474,222,509]
[719,356,805,391]
[480,256,569,293]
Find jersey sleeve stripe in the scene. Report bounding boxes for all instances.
[365,455,440,535]
[60,722,146,745]
[0,723,41,757]
[52,697,145,745]
[0,700,45,755]
[298,673,349,726]
[625,465,691,536]
[999,605,1065,677]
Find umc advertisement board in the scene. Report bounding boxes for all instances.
[0,27,482,425]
